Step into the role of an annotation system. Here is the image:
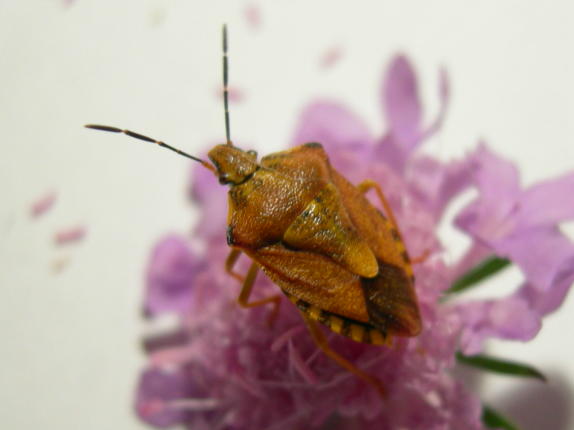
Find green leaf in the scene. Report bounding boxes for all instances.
[456,352,546,381]
[447,256,511,294]
[482,405,519,430]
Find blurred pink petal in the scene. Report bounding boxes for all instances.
[145,235,199,317]
[383,55,422,148]
[455,145,521,241]
[516,172,574,229]
[289,341,318,384]
[135,368,199,428]
[495,227,574,292]
[215,85,245,103]
[457,296,542,355]
[448,242,493,282]
[54,225,86,245]
[407,155,475,221]
[454,148,517,233]
[189,163,227,239]
[458,270,574,355]
[419,66,450,141]
[150,345,196,369]
[30,191,57,218]
[377,55,450,173]
[320,45,344,70]
[244,4,261,30]
[290,101,374,176]
[291,101,373,149]
[515,255,574,316]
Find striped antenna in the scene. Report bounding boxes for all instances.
[222,24,232,145]
[84,124,216,173]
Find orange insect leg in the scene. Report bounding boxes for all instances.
[411,249,431,265]
[225,248,244,281]
[357,179,429,264]
[301,312,386,400]
[225,250,281,326]
[357,179,402,236]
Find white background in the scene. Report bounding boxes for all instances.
[0,1,573,429]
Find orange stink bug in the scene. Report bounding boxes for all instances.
[86,26,421,398]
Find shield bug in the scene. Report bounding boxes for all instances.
[86,25,422,398]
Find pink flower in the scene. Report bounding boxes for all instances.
[144,235,201,317]
[452,145,574,353]
[138,239,480,429]
[135,54,573,429]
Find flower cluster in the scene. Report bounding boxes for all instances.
[135,55,574,429]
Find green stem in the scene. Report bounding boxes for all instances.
[447,256,511,294]
[456,352,546,381]
[482,405,519,430]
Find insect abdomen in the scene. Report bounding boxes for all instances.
[284,292,390,346]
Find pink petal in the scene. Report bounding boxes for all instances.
[320,45,344,70]
[445,380,483,430]
[189,163,227,240]
[383,55,422,148]
[30,191,57,218]
[377,59,450,172]
[135,368,197,427]
[288,341,318,384]
[472,144,521,204]
[373,133,404,170]
[270,325,305,352]
[515,254,574,316]
[419,66,450,142]
[455,144,521,240]
[215,86,245,103]
[145,235,198,316]
[448,242,493,283]
[244,4,261,30]
[408,154,475,221]
[495,227,574,292]
[457,296,541,355]
[189,160,219,204]
[489,297,541,340]
[516,172,574,229]
[150,345,195,368]
[54,225,86,245]
[291,101,373,151]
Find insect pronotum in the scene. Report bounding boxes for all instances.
[86,25,422,398]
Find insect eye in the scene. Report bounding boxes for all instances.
[218,173,231,185]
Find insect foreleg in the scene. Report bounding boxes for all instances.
[410,250,431,265]
[357,179,402,237]
[300,312,387,400]
[236,262,282,327]
[225,248,244,281]
[358,180,429,265]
